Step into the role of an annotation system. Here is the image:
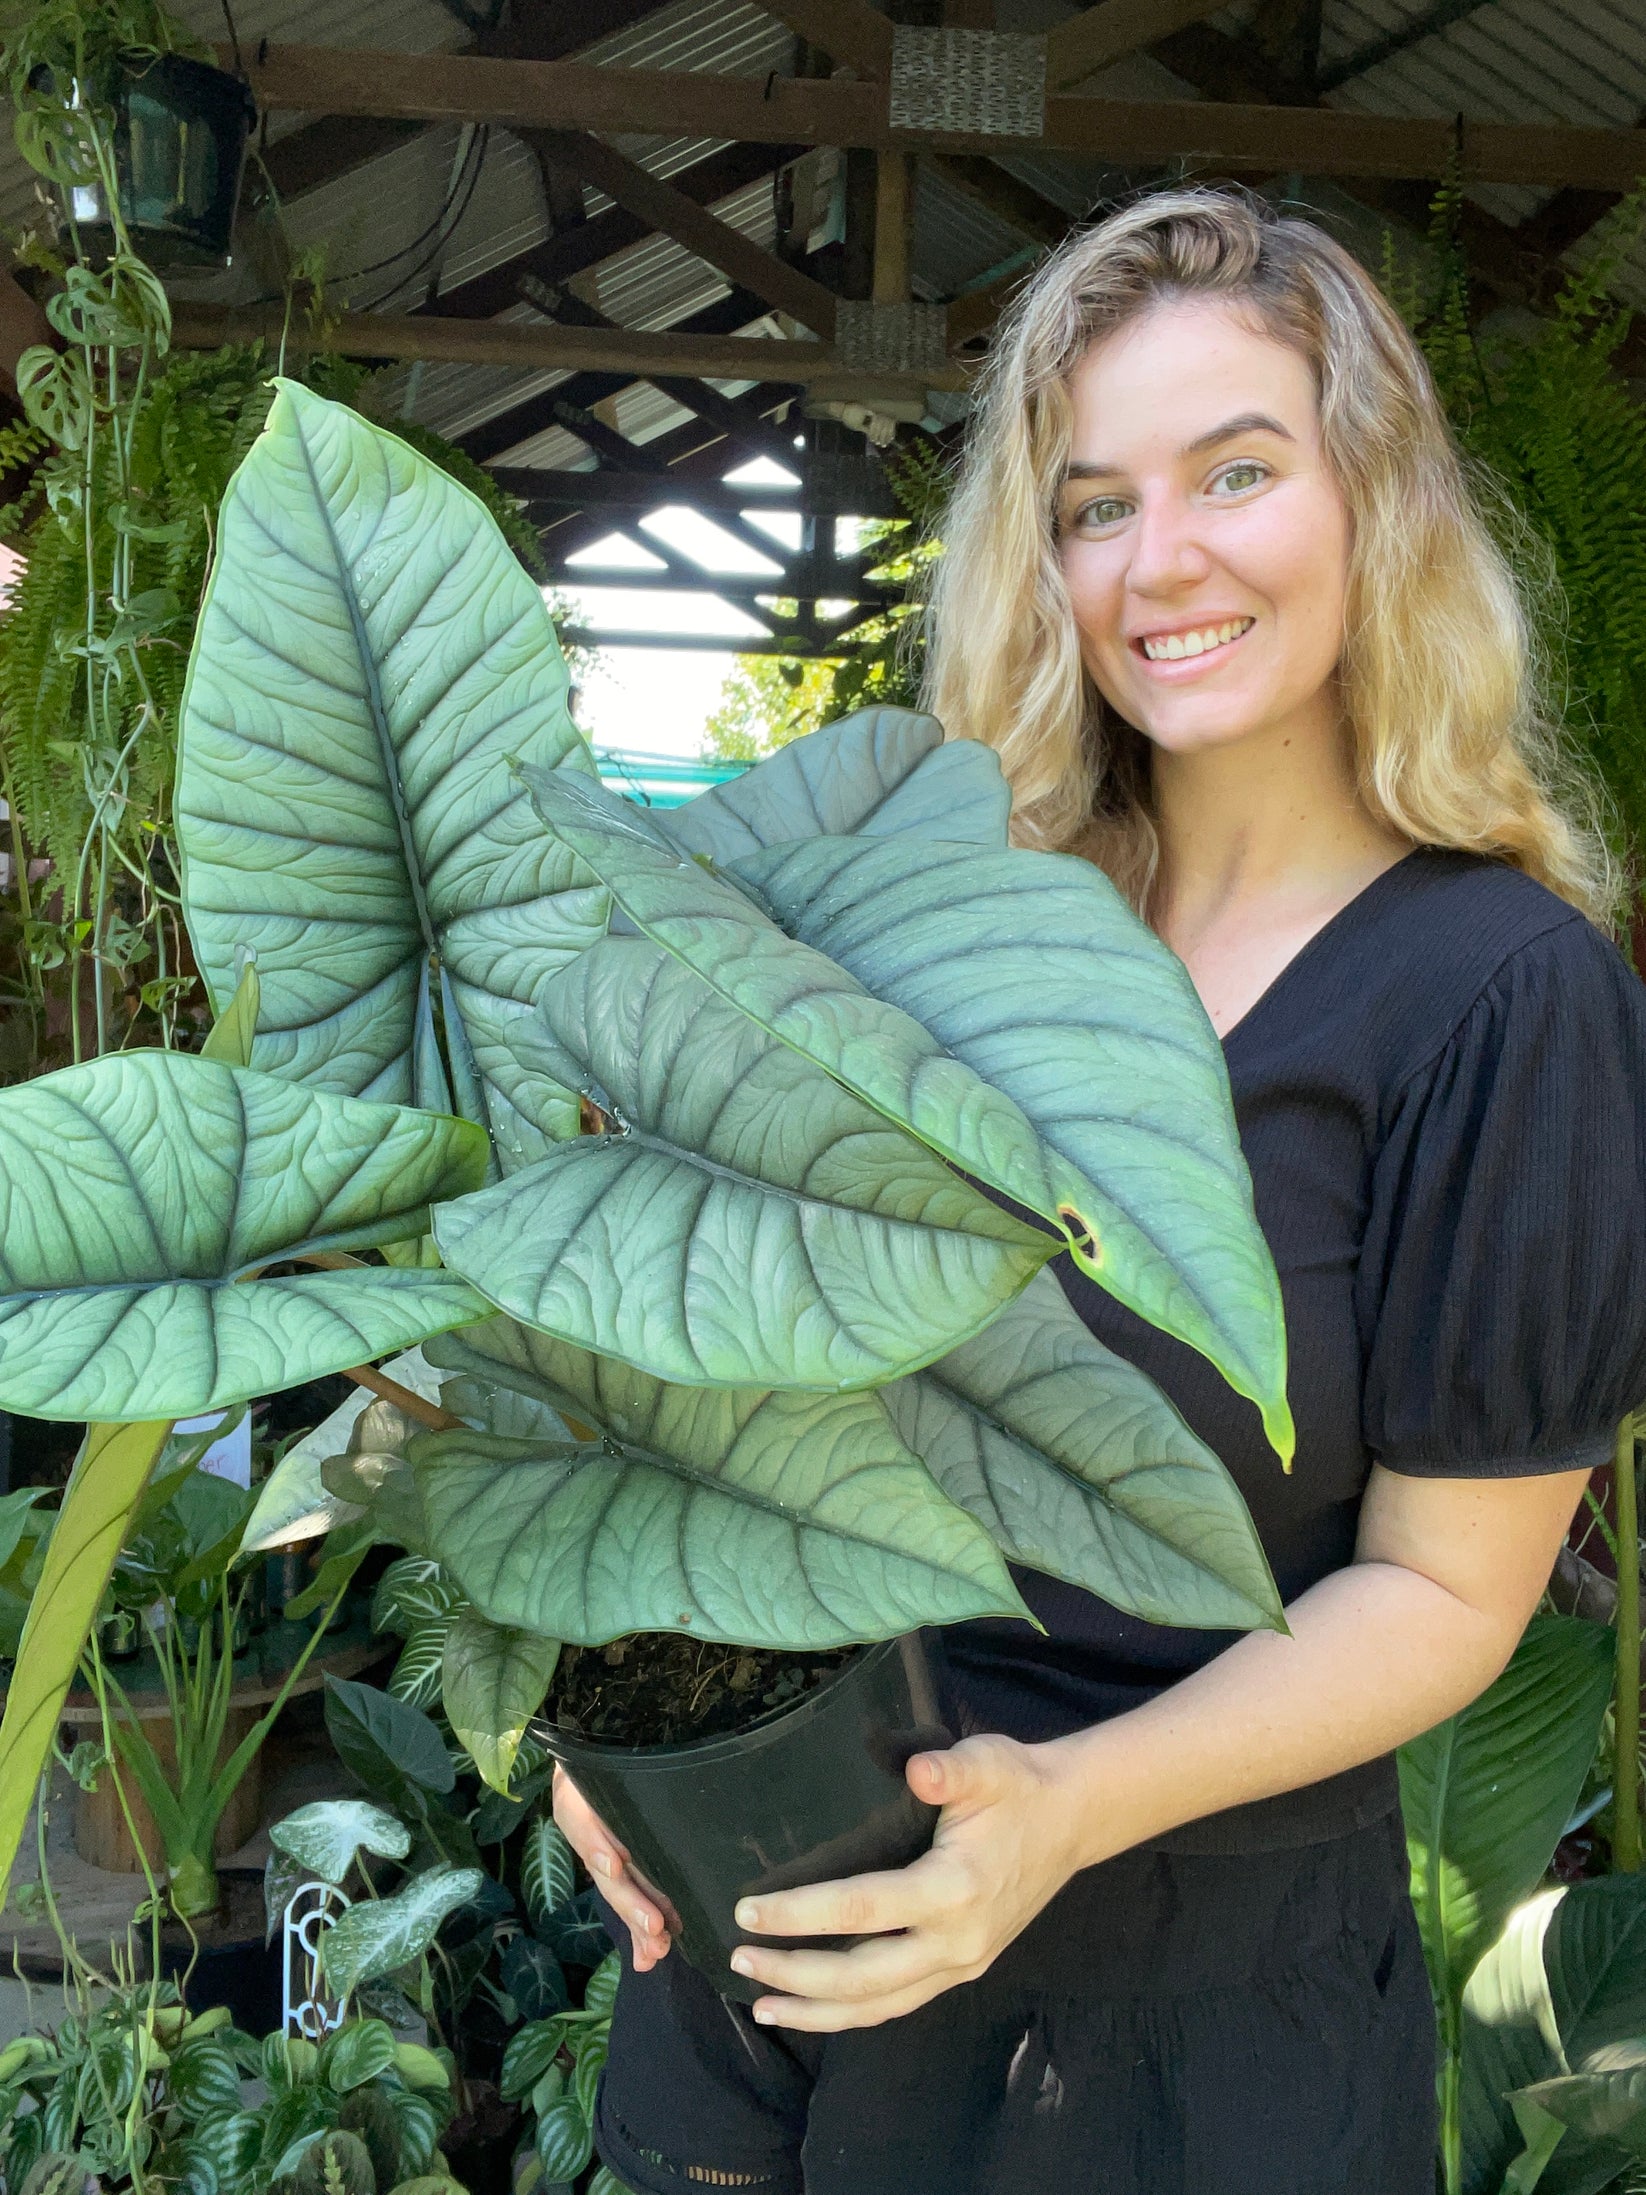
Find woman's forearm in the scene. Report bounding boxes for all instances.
[1044,1558,1514,1867]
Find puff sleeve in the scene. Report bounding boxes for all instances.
[1358,919,1646,1477]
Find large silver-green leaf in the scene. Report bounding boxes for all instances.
[515,766,1291,1459]
[1400,1617,1615,2021]
[882,1271,1283,1631]
[736,834,1290,1462]
[0,1052,489,1420]
[413,1320,1028,1647]
[435,936,1052,1389]
[1463,1877,1646,2195]
[175,380,607,1167]
[516,768,1092,1230]
[663,708,1010,864]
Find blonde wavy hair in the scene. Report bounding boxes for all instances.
[924,185,1616,922]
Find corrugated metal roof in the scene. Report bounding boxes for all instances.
[4,0,1642,466]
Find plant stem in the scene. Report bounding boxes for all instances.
[1440,2004,1463,2195]
[342,1362,463,1432]
[1615,1411,1641,1873]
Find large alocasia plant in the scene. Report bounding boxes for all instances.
[0,384,1295,1883]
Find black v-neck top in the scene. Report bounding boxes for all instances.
[944,849,1646,1851]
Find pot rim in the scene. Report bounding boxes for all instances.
[536,1632,919,1774]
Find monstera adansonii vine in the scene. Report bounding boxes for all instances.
[0,387,1292,1874]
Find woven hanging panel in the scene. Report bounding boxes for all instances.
[835,300,950,375]
[888,27,1048,138]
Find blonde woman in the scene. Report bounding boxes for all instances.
[557,189,1646,2194]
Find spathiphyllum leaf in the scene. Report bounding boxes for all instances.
[883,1271,1283,1631]
[661,707,1010,864]
[735,835,1291,1462]
[0,1052,489,1420]
[175,380,607,1169]
[434,937,1052,1389]
[413,1317,1028,1647]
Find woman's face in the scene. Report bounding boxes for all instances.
[1056,298,1351,760]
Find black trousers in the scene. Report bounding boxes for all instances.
[593,1809,1437,2195]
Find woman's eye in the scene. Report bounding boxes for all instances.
[1211,461,1268,495]
[1071,495,1131,530]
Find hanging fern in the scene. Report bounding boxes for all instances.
[0,336,550,1064]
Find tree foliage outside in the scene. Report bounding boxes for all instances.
[700,437,950,762]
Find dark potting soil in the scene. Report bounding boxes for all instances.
[552,1635,854,1748]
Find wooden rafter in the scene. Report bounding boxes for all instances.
[528,130,838,337]
[224,45,1646,189]
[420,142,799,322]
[1042,1,1240,91]
[755,1,891,79]
[165,304,966,391]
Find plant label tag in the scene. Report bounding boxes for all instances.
[174,1409,252,1488]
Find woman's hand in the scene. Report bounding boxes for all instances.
[552,1764,675,1972]
[727,1733,1089,2032]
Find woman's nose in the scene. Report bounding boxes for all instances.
[1126,494,1211,595]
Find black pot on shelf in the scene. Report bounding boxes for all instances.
[54,51,255,268]
[157,1866,281,2034]
[541,1633,954,2004]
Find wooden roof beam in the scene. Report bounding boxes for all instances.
[166,304,967,390]
[228,45,1646,189]
[529,129,838,338]
[421,141,799,321]
[756,1,892,79]
[1043,1,1243,91]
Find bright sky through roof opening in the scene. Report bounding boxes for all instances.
[551,455,864,761]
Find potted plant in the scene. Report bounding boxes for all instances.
[0,384,1292,1999]
[4,0,254,267]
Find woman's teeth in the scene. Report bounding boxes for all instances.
[1141,618,1253,661]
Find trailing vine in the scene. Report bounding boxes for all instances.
[0,4,552,1075]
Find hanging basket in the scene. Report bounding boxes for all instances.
[58,50,255,269]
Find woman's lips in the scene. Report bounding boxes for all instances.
[1129,616,1255,678]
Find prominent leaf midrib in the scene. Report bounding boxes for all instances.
[612,1123,1039,1244]
[532,804,1067,1226]
[292,415,438,961]
[918,1368,1267,1593]
[498,1430,988,1590]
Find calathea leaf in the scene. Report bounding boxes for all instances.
[661,707,1010,864]
[410,1342,1028,1648]
[175,380,607,1167]
[882,1271,1283,1632]
[435,936,1053,1389]
[1400,1616,1614,2017]
[734,834,1290,1462]
[0,1052,490,1421]
[439,1609,560,1794]
[521,1817,577,1928]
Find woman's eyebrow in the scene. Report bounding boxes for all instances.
[1062,411,1295,484]
[1182,410,1294,455]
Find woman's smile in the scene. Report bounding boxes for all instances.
[1132,615,1256,672]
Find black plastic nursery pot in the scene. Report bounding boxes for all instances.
[157,1867,282,2035]
[55,51,255,267]
[542,1633,954,2004]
